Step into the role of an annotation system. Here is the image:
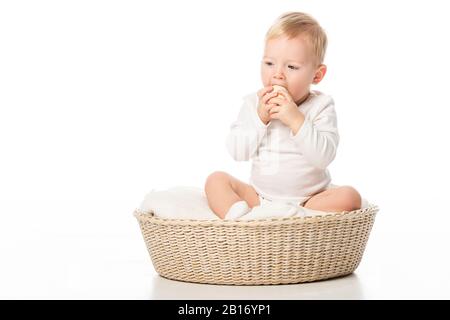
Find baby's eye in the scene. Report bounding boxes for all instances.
[264,61,273,66]
[288,65,299,70]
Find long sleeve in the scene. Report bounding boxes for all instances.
[289,96,339,169]
[226,96,270,161]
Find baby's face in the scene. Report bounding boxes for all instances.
[261,34,323,105]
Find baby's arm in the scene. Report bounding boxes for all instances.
[290,96,339,169]
[225,97,269,161]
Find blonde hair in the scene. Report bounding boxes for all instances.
[265,12,328,66]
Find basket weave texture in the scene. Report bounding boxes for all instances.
[134,205,378,285]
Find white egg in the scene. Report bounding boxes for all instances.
[272,85,288,95]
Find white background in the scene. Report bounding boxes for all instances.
[1,0,450,299]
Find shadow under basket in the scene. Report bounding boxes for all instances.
[134,205,378,285]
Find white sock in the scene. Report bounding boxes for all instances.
[361,198,368,209]
[240,201,300,220]
[224,200,251,220]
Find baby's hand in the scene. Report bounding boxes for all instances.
[257,86,279,125]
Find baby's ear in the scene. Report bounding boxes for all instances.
[312,64,327,84]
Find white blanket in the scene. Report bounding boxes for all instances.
[138,186,369,220]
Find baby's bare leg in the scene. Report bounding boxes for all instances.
[204,171,260,219]
[303,186,361,212]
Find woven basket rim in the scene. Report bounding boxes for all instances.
[134,204,379,227]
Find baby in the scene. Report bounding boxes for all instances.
[204,12,362,219]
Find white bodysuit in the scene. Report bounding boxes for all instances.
[225,90,339,206]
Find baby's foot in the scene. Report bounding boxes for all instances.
[224,200,251,220]
[240,201,300,220]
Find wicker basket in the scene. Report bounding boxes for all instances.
[134,205,378,285]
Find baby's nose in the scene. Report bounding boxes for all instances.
[273,72,285,79]
[273,68,285,79]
